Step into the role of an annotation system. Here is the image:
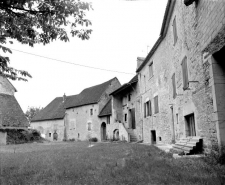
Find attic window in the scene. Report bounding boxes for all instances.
[90,109,93,116]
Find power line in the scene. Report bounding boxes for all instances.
[9,48,135,75]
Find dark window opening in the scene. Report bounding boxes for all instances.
[159,137,162,141]
[124,114,127,122]
[172,73,177,98]
[144,100,152,117]
[107,116,110,124]
[49,133,51,137]
[90,109,93,116]
[128,94,131,101]
[151,130,156,144]
[78,133,80,139]
[149,62,153,78]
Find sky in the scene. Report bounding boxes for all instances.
[6,0,167,112]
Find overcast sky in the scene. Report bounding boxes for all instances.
[7,0,167,112]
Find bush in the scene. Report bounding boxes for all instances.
[7,129,42,144]
[204,145,225,165]
[89,137,98,142]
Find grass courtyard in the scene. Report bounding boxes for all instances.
[0,142,225,185]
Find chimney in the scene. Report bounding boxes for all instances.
[137,57,145,69]
[63,93,66,103]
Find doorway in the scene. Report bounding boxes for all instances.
[53,131,58,141]
[101,122,106,141]
[185,113,196,137]
[129,108,136,129]
[151,130,156,144]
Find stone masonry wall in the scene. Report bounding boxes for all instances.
[139,0,225,149]
[31,119,64,141]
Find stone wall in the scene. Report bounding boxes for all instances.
[138,0,225,149]
[31,119,65,141]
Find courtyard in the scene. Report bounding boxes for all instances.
[0,142,224,185]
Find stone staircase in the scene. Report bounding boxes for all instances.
[126,129,138,142]
[173,137,203,155]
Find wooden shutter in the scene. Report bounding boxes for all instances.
[144,103,146,118]
[149,100,152,116]
[149,62,153,78]
[172,73,176,98]
[173,17,178,45]
[182,56,189,89]
[154,96,159,114]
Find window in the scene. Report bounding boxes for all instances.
[128,94,131,101]
[88,122,91,131]
[154,96,159,114]
[124,114,127,122]
[49,133,51,137]
[172,73,177,98]
[144,100,152,117]
[149,62,153,78]
[181,56,189,90]
[90,109,93,116]
[173,17,178,45]
[107,116,110,124]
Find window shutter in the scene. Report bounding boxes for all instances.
[173,17,178,45]
[149,101,152,116]
[154,96,159,114]
[144,103,146,118]
[172,73,176,98]
[149,62,153,78]
[182,56,189,89]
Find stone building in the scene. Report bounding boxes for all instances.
[0,76,28,144]
[109,74,142,142]
[31,77,121,141]
[30,94,73,141]
[136,0,225,151]
[65,77,121,141]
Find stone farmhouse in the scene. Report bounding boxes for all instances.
[133,0,225,153]
[0,76,28,144]
[31,77,121,141]
[31,0,225,154]
[109,73,142,142]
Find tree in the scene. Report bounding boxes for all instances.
[0,0,92,81]
[25,106,43,122]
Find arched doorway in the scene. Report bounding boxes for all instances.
[113,129,119,141]
[101,122,106,141]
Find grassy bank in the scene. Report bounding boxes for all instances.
[0,142,224,185]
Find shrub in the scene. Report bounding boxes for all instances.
[204,144,225,165]
[7,129,42,144]
[89,137,98,142]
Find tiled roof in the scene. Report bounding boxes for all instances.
[98,98,112,117]
[0,94,28,127]
[31,95,79,122]
[66,77,117,109]
[31,77,117,121]
[110,75,138,96]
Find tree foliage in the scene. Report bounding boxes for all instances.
[0,0,92,81]
[25,106,43,122]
